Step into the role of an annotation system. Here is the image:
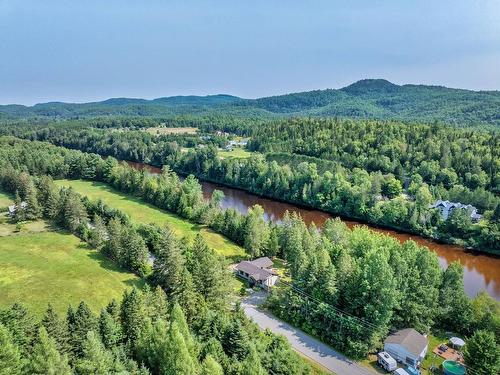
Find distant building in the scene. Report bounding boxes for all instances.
[8,201,27,217]
[234,257,279,290]
[384,328,428,367]
[430,200,482,222]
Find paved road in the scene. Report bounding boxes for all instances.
[242,291,376,375]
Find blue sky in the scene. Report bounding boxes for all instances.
[1,0,499,105]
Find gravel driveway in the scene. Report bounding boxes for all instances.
[242,291,377,375]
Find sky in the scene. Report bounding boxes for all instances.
[1,0,499,105]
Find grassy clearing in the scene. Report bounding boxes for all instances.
[0,225,143,316]
[145,126,197,135]
[0,217,50,237]
[0,191,13,209]
[220,148,254,159]
[54,179,247,262]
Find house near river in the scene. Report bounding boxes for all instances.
[234,257,279,290]
[430,200,482,222]
[384,328,428,368]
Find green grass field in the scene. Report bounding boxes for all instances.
[220,147,254,159]
[0,191,13,209]
[54,179,247,261]
[0,226,143,316]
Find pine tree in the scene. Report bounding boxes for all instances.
[122,230,149,276]
[68,302,98,357]
[27,327,72,375]
[24,184,41,220]
[41,304,70,354]
[12,190,26,222]
[105,299,121,322]
[136,319,169,373]
[120,288,148,346]
[170,302,197,358]
[164,322,198,375]
[75,331,114,375]
[98,309,122,350]
[223,320,250,360]
[105,218,123,261]
[62,190,87,232]
[0,323,23,375]
[153,227,185,297]
[189,234,230,307]
[1,303,37,356]
[201,355,223,375]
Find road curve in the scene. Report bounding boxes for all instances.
[241,291,376,375]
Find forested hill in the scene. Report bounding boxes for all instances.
[1,79,499,126]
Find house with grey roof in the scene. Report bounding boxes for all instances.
[8,201,27,217]
[430,200,482,222]
[384,328,428,367]
[234,257,278,290]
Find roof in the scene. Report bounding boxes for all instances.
[385,329,428,357]
[235,261,275,282]
[394,369,410,375]
[249,256,274,269]
[430,200,476,212]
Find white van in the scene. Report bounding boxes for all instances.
[393,369,410,375]
[377,351,397,371]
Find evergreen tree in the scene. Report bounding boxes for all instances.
[75,331,114,375]
[189,234,230,307]
[153,227,185,296]
[27,327,72,375]
[98,309,122,350]
[68,302,98,357]
[164,322,198,375]
[105,218,123,261]
[464,330,500,375]
[42,304,71,354]
[120,288,148,346]
[24,183,41,220]
[12,190,26,222]
[0,303,37,356]
[0,323,23,375]
[62,189,87,232]
[223,320,250,360]
[201,355,223,375]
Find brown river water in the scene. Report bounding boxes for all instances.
[127,161,500,300]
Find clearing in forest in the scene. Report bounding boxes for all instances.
[144,126,197,135]
[0,222,143,316]
[54,179,247,261]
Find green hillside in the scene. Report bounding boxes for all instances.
[1,79,499,126]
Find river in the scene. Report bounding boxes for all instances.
[126,161,500,300]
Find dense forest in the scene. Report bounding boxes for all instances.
[1,137,499,374]
[3,120,498,253]
[0,137,317,375]
[1,79,500,127]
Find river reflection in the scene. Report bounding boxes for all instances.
[126,161,500,300]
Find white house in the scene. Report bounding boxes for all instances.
[234,257,279,290]
[384,328,428,367]
[8,201,27,217]
[430,200,482,222]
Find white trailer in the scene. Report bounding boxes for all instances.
[377,351,397,371]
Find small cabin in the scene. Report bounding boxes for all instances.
[384,328,428,367]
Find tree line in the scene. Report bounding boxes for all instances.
[1,121,499,253]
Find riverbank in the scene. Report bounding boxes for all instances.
[125,160,500,300]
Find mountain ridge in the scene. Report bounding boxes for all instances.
[1,79,499,126]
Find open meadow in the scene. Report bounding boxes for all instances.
[55,179,247,261]
[0,220,143,316]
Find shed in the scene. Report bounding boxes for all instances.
[384,328,428,367]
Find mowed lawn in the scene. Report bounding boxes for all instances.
[0,191,13,209]
[0,229,144,316]
[55,179,247,261]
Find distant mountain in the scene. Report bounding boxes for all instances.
[1,80,499,126]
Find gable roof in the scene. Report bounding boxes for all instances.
[384,329,428,357]
[249,256,274,269]
[235,261,275,282]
